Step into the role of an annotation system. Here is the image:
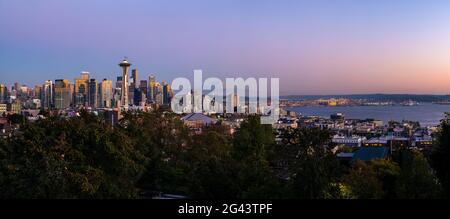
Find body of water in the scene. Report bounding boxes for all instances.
[285,103,450,127]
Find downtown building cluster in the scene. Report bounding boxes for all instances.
[0,58,272,132]
[0,59,174,116]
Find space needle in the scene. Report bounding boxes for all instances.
[119,58,131,110]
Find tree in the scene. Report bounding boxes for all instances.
[369,159,400,199]
[344,151,441,199]
[0,113,144,198]
[431,120,450,197]
[344,160,385,199]
[38,109,50,117]
[278,127,342,199]
[396,150,442,199]
[232,115,274,160]
[120,110,191,196]
[186,128,238,198]
[7,113,26,125]
[231,116,284,199]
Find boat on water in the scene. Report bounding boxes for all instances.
[401,100,419,106]
[433,101,450,105]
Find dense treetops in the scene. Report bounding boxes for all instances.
[0,110,448,199]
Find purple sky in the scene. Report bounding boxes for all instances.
[2,0,450,95]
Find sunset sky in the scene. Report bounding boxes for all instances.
[1,0,450,95]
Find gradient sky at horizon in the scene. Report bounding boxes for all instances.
[2,0,450,95]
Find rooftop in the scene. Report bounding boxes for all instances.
[353,147,389,162]
[181,113,217,125]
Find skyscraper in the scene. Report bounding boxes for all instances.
[14,82,20,93]
[139,80,148,96]
[131,69,138,89]
[74,71,89,107]
[228,93,240,112]
[100,79,113,108]
[68,83,75,107]
[148,75,156,102]
[19,85,28,95]
[137,80,148,105]
[155,92,163,106]
[116,76,123,90]
[54,79,71,109]
[154,82,163,105]
[131,69,139,106]
[162,82,172,105]
[42,80,53,110]
[88,79,98,108]
[33,85,41,99]
[0,84,7,103]
[119,59,131,110]
[13,82,20,97]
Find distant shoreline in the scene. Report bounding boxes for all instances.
[281,94,450,102]
[285,103,450,127]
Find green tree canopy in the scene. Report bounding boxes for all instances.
[432,120,450,197]
[278,127,342,199]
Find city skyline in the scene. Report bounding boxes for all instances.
[2,0,450,95]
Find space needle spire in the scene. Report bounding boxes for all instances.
[119,58,131,110]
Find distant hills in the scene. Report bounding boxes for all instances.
[281,94,450,102]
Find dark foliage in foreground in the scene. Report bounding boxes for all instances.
[432,120,450,198]
[0,110,446,199]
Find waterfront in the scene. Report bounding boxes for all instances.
[285,103,450,127]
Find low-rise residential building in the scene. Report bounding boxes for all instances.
[181,113,218,134]
[332,135,367,147]
[273,118,298,130]
[363,137,388,147]
[0,104,7,115]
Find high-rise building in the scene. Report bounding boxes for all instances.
[113,88,121,108]
[100,79,113,108]
[131,69,139,106]
[129,85,136,106]
[68,83,75,107]
[162,82,172,105]
[116,76,123,90]
[148,75,156,102]
[133,88,141,106]
[74,71,89,107]
[131,69,138,89]
[139,80,148,96]
[19,85,28,95]
[42,80,53,110]
[228,93,240,112]
[14,82,20,93]
[54,79,71,109]
[119,59,131,110]
[0,84,7,103]
[132,80,147,105]
[155,92,163,106]
[81,71,90,79]
[33,85,41,99]
[88,79,98,108]
[12,82,20,97]
[114,76,123,107]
